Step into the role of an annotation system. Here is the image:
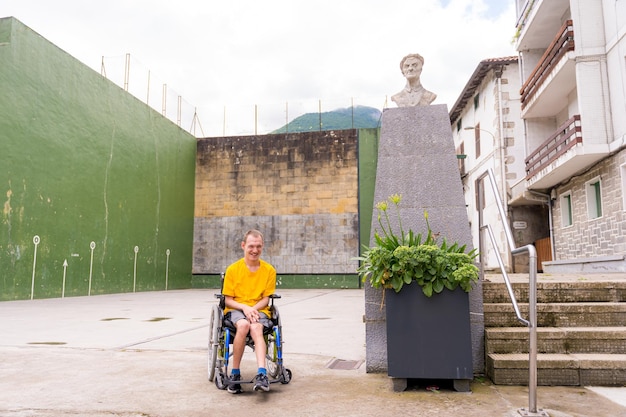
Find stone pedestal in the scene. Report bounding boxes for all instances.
[364,104,484,378]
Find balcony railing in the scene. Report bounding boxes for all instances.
[520,20,575,109]
[525,115,582,178]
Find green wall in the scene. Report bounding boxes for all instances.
[357,128,380,254]
[0,18,197,300]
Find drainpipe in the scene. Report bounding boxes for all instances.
[548,190,555,260]
[495,66,513,272]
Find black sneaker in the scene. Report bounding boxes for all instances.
[227,374,243,394]
[253,373,270,392]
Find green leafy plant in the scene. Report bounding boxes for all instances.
[356,194,479,298]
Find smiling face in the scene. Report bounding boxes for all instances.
[402,56,423,81]
[242,233,264,265]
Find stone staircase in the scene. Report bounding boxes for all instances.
[483,273,626,386]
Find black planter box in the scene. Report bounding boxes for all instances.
[385,283,473,391]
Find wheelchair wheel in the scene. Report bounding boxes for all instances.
[281,368,292,384]
[207,304,220,381]
[215,372,227,390]
[266,335,279,378]
[266,305,282,378]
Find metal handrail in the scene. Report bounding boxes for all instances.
[481,168,547,417]
[481,224,529,327]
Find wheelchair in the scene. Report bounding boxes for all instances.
[207,291,292,390]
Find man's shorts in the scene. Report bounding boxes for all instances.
[226,310,272,329]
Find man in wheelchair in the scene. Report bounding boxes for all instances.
[222,229,276,393]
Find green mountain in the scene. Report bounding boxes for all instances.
[271,105,382,133]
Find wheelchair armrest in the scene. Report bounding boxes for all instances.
[214,293,226,310]
[269,294,281,299]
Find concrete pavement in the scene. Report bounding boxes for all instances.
[1,288,626,416]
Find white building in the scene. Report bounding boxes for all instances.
[451,0,626,274]
[449,57,533,273]
[511,0,626,272]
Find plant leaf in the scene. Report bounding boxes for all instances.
[422,282,433,297]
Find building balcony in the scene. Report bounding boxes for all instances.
[516,0,570,51]
[520,19,575,118]
[525,115,581,179]
[524,115,608,190]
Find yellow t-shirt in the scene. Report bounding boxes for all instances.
[222,258,276,317]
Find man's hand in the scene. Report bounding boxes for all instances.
[242,305,260,323]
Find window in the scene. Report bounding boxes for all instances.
[474,124,481,158]
[456,119,462,132]
[586,177,603,219]
[475,177,485,212]
[457,142,465,175]
[560,192,573,227]
[473,93,480,110]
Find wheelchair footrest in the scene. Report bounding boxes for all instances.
[216,368,292,389]
[220,375,286,385]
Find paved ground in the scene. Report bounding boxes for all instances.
[1,286,626,416]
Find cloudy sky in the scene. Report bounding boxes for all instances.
[4,0,518,136]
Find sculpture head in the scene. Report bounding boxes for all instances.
[399,53,425,81]
[391,52,436,107]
